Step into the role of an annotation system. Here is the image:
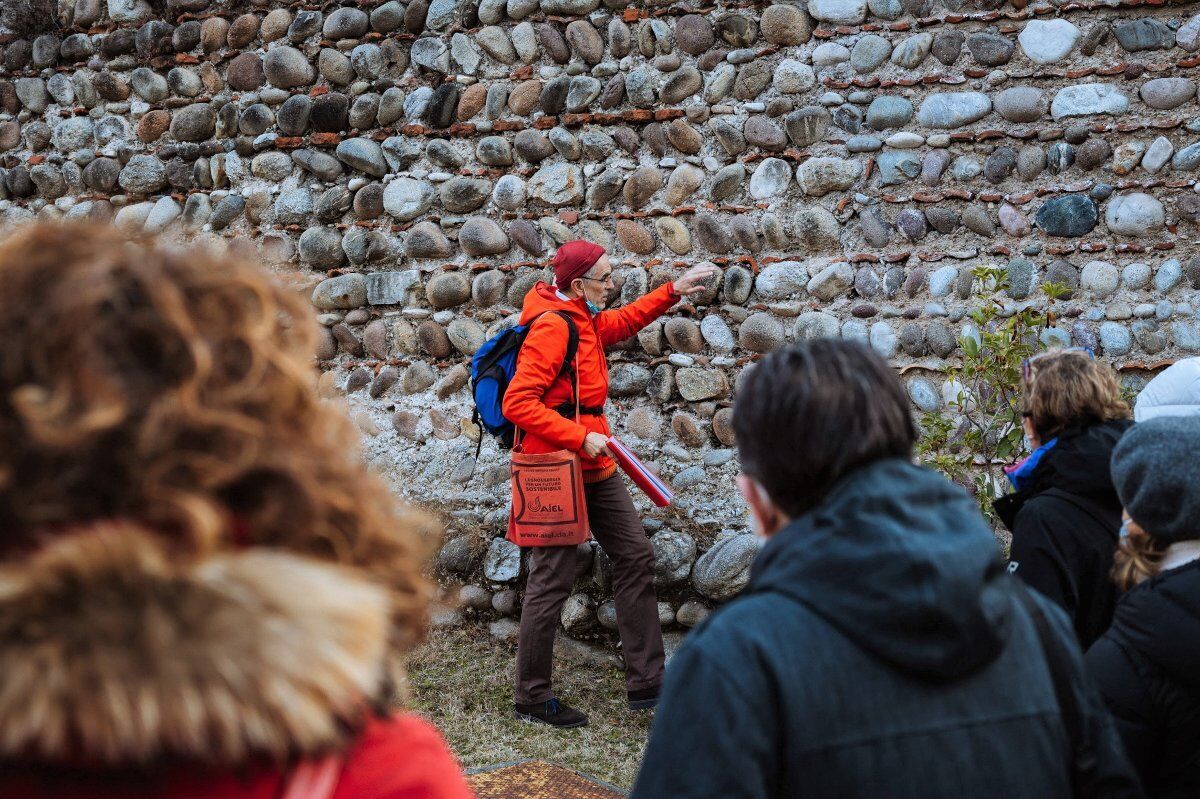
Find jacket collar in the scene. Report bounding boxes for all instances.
[518,282,592,327]
[0,522,395,767]
[994,419,1131,531]
[1163,540,1200,573]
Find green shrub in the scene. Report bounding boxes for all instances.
[915,264,1068,523]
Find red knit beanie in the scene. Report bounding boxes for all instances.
[553,240,605,291]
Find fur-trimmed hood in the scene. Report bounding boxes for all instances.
[0,522,396,768]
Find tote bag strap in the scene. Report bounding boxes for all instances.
[277,756,343,799]
[571,355,580,420]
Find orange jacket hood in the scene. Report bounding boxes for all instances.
[518,281,593,328]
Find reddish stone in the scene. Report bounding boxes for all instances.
[615,219,655,254]
[137,110,171,143]
[456,83,486,121]
[0,121,19,152]
[310,132,341,146]
[228,13,261,48]
[507,80,542,115]
[225,52,264,91]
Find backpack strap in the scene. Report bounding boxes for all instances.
[1012,585,1099,797]
[548,310,579,411]
[530,310,579,403]
[525,311,579,376]
[550,310,579,378]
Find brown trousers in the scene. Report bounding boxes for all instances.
[515,474,665,704]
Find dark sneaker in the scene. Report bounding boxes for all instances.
[513,698,589,728]
[627,685,661,710]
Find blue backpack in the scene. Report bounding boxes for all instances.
[470,311,579,454]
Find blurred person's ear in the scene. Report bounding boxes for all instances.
[1022,416,1041,449]
[738,473,788,539]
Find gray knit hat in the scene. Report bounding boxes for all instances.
[1110,415,1200,542]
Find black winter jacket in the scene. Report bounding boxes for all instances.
[1086,558,1200,799]
[995,420,1133,648]
[631,459,1142,799]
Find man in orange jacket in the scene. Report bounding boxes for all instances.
[503,239,717,728]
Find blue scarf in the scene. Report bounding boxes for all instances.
[1004,438,1059,491]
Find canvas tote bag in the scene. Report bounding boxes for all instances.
[507,360,591,547]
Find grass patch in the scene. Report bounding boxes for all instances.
[407,624,653,791]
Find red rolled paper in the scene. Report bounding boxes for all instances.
[607,436,674,508]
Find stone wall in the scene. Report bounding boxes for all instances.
[1,0,1197,643]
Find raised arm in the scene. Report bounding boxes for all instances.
[595,282,679,346]
[595,263,719,345]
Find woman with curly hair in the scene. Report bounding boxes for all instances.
[1086,416,1200,799]
[0,223,473,799]
[994,348,1133,649]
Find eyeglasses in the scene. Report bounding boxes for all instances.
[579,273,614,286]
[1020,346,1094,380]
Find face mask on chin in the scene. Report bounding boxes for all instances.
[585,298,602,315]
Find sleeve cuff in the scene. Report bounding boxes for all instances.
[570,424,590,451]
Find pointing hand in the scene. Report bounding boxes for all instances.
[672,263,720,296]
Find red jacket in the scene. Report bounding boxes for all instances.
[502,281,680,482]
[0,715,474,799]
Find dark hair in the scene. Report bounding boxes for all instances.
[733,339,916,518]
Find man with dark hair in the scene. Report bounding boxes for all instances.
[632,340,1141,799]
[504,240,715,728]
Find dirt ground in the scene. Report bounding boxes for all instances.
[406,624,654,790]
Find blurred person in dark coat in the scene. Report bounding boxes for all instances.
[1087,416,1200,799]
[995,348,1133,648]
